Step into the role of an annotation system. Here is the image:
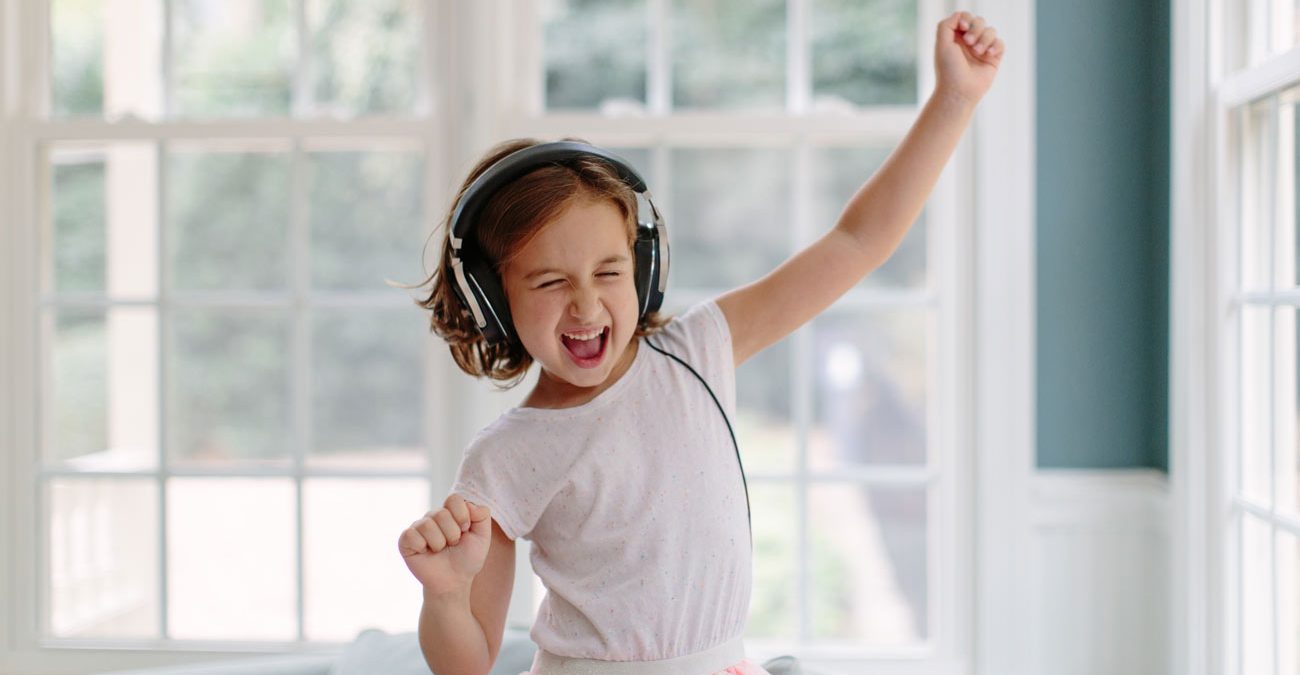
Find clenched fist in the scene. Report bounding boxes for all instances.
[398,494,492,596]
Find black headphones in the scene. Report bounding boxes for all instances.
[447,140,669,347]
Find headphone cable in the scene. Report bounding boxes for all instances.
[643,336,753,547]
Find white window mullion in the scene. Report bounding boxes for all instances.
[791,142,811,642]
[648,0,669,116]
[161,0,172,118]
[0,0,16,655]
[1220,46,1300,108]
[1218,88,1242,675]
[156,138,171,640]
[1237,497,1300,538]
[290,138,309,642]
[1263,92,1280,675]
[423,0,450,540]
[293,0,309,118]
[34,178,51,652]
[786,0,809,115]
[30,118,434,142]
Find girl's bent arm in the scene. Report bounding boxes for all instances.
[418,518,516,675]
[717,11,1002,367]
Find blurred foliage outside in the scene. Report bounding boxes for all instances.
[543,0,918,110]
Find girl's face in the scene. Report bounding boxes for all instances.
[501,197,640,395]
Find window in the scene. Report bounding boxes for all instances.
[32,0,438,645]
[3,0,989,672]
[485,0,968,669]
[1217,1,1300,673]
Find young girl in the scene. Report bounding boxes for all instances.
[398,11,1003,675]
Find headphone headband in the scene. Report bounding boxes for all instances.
[449,141,649,251]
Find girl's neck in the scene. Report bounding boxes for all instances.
[523,339,640,410]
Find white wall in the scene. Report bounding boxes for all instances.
[1028,470,1170,675]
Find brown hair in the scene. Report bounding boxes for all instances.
[416,138,669,389]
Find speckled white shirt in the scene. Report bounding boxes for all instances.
[450,300,752,661]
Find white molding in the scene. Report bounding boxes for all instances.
[1028,470,1171,675]
[1171,0,1220,674]
[0,0,14,664]
[1,0,38,671]
[970,0,1035,674]
[1032,469,1169,528]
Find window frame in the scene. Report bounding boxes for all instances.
[502,0,961,664]
[473,1,1034,673]
[1174,1,1300,674]
[0,0,1037,673]
[1,0,466,668]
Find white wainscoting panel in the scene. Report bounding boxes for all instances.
[1027,470,1169,675]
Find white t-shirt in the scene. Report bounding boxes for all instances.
[450,300,752,661]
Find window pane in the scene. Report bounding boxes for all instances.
[812,146,926,289]
[544,0,647,111]
[1242,515,1276,675]
[1243,305,1272,505]
[52,0,164,118]
[166,143,291,291]
[745,482,796,639]
[1268,0,1300,57]
[1281,531,1299,675]
[309,309,424,470]
[50,150,106,292]
[737,334,796,475]
[308,0,423,116]
[308,148,425,291]
[167,478,296,640]
[1282,86,1300,290]
[672,0,785,110]
[302,478,426,640]
[811,308,928,469]
[48,143,159,298]
[811,0,918,108]
[46,478,160,639]
[47,311,106,466]
[1242,99,1274,293]
[50,0,104,117]
[809,483,927,643]
[1281,307,1299,518]
[166,309,291,468]
[171,0,293,117]
[46,308,159,471]
[606,146,652,183]
[668,147,790,291]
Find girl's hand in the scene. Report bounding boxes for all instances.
[934,10,1004,106]
[397,494,493,596]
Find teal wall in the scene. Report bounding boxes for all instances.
[1036,0,1170,470]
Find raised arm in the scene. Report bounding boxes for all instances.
[717,10,1004,366]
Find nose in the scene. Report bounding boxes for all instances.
[569,284,601,322]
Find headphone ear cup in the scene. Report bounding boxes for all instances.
[458,254,516,347]
[634,226,665,320]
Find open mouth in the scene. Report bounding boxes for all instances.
[560,326,609,368]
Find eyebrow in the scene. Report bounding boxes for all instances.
[523,254,631,281]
